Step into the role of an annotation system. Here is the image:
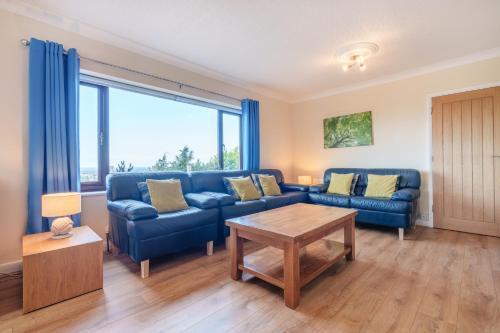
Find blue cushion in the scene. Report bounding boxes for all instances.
[356,209,410,229]
[260,195,290,209]
[221,199,266,220]
[200,191,236,206]
[308,193,350,207]
[309,184,328,193]
[392,188,420,201]
[184,193,218,209]
[350,196,411,214]
[280,183,309,192]
[280,191,308,204]
[127,207,218,240]
[107,199,158,221]
[189,170,249,193]
[137,182,151,204]
[106,172,192,201]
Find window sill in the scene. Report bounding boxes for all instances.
[81,191,106,197]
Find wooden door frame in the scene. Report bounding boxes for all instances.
[427,81,500,229]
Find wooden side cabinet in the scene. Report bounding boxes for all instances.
[22,226,103,313]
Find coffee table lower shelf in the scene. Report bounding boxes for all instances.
[238,239,351,289]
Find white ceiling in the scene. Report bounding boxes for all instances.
[11,0,500,101]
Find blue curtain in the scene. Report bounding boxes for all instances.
[241,99,260,171]
[27,38,80,234]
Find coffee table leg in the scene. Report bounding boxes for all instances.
[344,217,356,261]
[230,228,243,280]
[284,242,300,309]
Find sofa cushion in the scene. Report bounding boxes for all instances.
[308,184,328,193]
[391,188,420,201]
[137,182,151,204]
[281,191,308,204]
[258,175,282,196]
[308,193,350,207]
[200,191,236,206]
[229,177,261,201]
[260,195,290,209]
[222,176,244,200]
[250,173,268,195]
[106,172,191,201]
[327,173,354,195]
[364,174,399,198]
[107,199,158,221]
[190,170,249,193]
[281,183,309,192]
[127,207,218,240]
[221,199,266,220]
[184,193,218,209]
[350,196,411,214]
[146,179,189,213]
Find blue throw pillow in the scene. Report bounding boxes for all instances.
[222,176,243,200]
[137,182,152,204]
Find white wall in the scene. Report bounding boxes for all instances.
[290,56,500,225]
[0,10,292,266]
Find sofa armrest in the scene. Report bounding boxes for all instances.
[281,183,309,192]
[107,199,158,221]
[184,193,218,209]
[309,184,328,193]
[391,188,420,201]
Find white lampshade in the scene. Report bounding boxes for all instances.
[298,175,313,185]
[41,192,81,217]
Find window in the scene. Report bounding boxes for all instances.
[79,76,241,191]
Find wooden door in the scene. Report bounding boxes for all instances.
[432,87,500,236]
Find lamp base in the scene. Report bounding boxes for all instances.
[50,216,74,240]
[51,232,73,240]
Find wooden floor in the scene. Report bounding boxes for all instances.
[1,226,500,333]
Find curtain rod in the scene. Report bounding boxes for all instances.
[20,38,242,103]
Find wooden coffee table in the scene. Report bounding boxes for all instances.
[225,203,357,309]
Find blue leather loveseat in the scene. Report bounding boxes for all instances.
[106,169,308,277]
[309,168,421,239]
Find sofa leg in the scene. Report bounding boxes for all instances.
[207,241,214,256]
[398,228,404,241]
[141,260,150,279]
[225,236,230,250]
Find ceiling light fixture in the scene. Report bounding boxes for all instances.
[336,42,379,72]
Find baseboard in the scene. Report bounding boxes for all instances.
[416,218,433,228]
[0,260,22,274]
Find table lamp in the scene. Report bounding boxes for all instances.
[42,192,81,239]
[298,175,313,185]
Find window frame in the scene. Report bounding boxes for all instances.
[80,82,109,192]
[218,110,243,170]
[79,76,242,192]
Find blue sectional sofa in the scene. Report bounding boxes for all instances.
[106,169,308,277]
[309,168,421,239]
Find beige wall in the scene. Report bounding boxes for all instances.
[2,8,500,267]
[0,10,292,265]
[290,56,500,224]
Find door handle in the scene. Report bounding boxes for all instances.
[495,155,500,158]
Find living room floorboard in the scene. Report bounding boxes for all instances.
[1,226,499,333]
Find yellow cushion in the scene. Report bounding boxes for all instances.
[364,174,398,198]
[258,175,282,196]
[146,179,188,213]
[229,177,261,201]
[327,173,354,195]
